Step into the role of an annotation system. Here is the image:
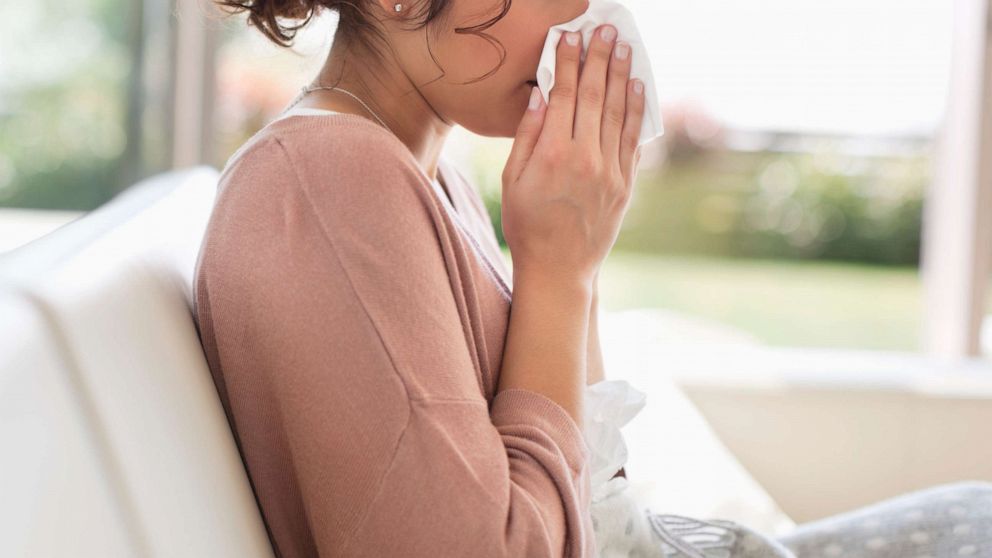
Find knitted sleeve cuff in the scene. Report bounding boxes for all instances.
[490,387,590,475]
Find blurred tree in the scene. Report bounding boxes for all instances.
[473,104,926,267]
[0,0,157,210]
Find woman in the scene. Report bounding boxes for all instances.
[192,0,992,556]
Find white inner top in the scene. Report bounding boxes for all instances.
[278,107,341,119]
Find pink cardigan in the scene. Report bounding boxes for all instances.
[192,112,594,557]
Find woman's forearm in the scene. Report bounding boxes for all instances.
[587,274,628,480]
[497,271,592,428]
[587,273,606,386]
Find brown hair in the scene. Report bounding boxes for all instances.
[214,0,512,84]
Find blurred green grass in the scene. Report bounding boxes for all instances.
[501,247,922,351]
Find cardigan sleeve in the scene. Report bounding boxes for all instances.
[236,126,593,557]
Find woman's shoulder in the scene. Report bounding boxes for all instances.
[270,113,414,170]
[197,115,437,294]
[229,114,428,200]
[211,114,448,251]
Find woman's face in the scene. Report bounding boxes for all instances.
[390,0,591,138]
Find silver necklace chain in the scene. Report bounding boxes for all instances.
[292,82,449,192]
[295,84,393,136]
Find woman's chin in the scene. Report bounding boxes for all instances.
[459,104,528,138]
[480,117,521,139]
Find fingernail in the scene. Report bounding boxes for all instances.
[528,86,542,111]
[600,25,616,42]
[615,42,629,60]
[633,80,644,95]
[566,32,579,46]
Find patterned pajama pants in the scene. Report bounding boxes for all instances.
[595,480,992,558]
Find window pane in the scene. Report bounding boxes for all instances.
[209,1,953,352]
[1,0,135,210]
[602,0,950,351]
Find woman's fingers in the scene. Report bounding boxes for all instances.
[503,87,547,187]
[539,31,582,147]
[600,39,632,164]
[573,24,617,150]
[619,79,645,188]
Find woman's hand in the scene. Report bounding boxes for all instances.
[502,24,646,286]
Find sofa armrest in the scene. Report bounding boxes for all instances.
[667,345,992,523]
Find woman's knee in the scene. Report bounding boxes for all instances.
[930,480,992,502]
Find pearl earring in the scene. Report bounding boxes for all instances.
[393,3,403,11]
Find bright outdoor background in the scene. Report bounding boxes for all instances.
[0,0,963,352]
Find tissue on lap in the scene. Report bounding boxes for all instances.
[535,0,664,147]
[583,379,647,500]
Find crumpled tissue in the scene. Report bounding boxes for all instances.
[536,0,664,147]
[583,379,657,556]
[583,378,647,499]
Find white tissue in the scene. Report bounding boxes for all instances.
[536,0,664,147]
[583,379,647,497]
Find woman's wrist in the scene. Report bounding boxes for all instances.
[513,268,595,302]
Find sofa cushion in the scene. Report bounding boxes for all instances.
[0,166,274,558]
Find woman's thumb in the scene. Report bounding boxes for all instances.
[503,86,547,186]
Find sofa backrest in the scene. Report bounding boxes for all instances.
[0,167,274,558]
[0,291,139,556]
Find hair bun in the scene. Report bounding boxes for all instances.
[216,0,324,47]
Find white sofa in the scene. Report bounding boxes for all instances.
[2,166,987,556]
[0,167,273,557]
